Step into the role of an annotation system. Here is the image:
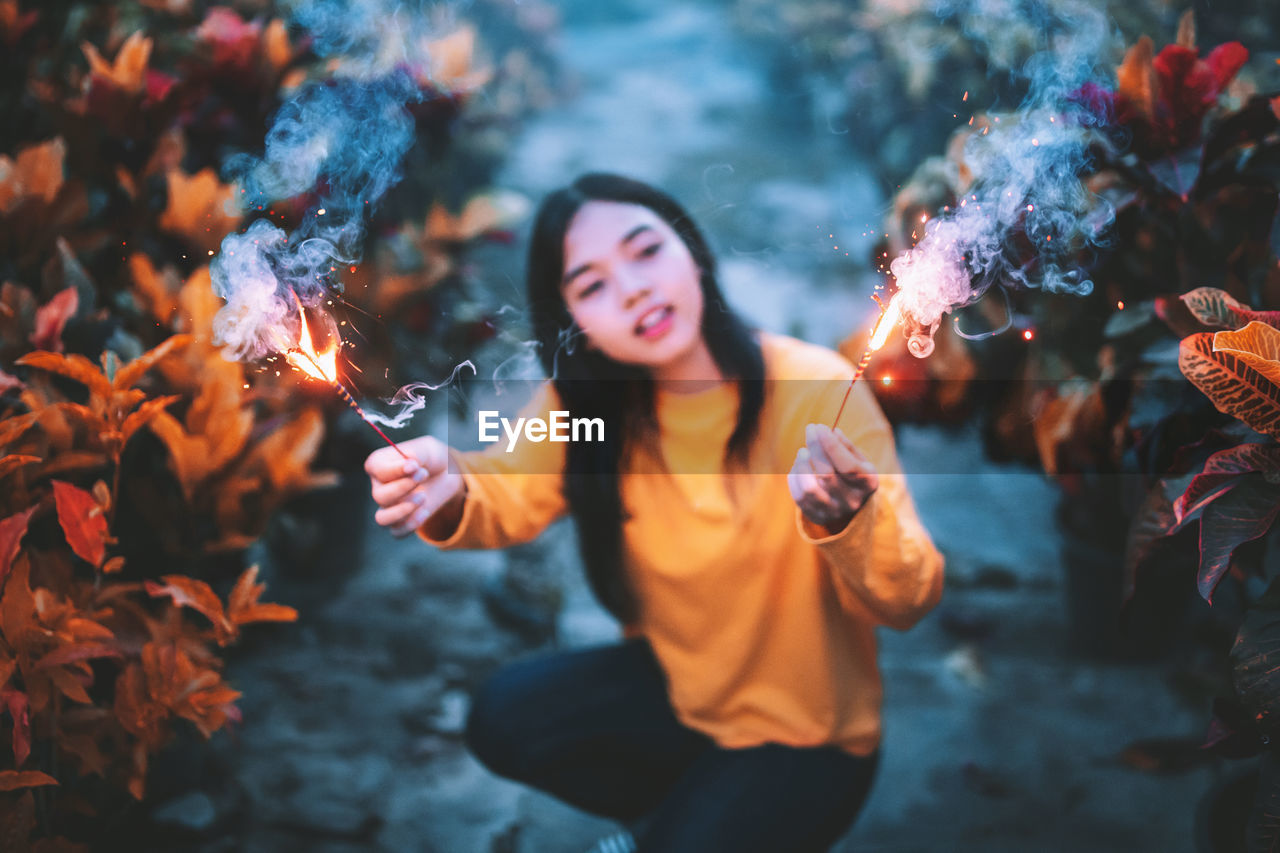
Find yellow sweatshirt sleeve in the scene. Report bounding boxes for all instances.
[791,371,945,631]
[418,381,567,550]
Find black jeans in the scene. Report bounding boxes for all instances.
[465,637,880,852]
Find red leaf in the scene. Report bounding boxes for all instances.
[0,508,35,588]
[0,688,30,766]
[1206,42,1249,90]
[51,480,108,568]
[28,288,78,353]
[143,69,176,106]
[196,7,261,70]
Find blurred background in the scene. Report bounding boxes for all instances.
[1,0,1279,850]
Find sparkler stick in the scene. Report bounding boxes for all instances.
[288,347,410,460]
[283,295,411,461]
[831,293,903,429]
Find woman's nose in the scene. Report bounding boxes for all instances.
[616,269,650,306]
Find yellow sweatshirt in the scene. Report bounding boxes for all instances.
[421,332,944,756]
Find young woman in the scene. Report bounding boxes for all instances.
[364,174,944,852]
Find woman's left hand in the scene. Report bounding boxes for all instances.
[788,424,879,534]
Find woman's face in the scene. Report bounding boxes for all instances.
[560,200,706,372]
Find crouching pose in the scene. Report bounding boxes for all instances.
[365,174,944,853]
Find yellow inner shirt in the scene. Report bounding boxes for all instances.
[421,331,944,756]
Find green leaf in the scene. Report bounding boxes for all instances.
[1248,750,1280,852]
[1199,476,1280,602]
[1233,588,1280,744]
[1175,443,1280,524]
[1123,473,1193,602]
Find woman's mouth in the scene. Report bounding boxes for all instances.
[634,305,675,339]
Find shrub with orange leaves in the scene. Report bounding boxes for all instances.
[0,0,559,844]
[0,338,300,845]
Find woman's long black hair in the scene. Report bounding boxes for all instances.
[526,173,765,623]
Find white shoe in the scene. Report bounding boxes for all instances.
[585,830,637,853]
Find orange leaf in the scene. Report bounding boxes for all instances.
[113,334,192,391]
[1031,384,1108,476]
[144,576,233,642]
[228,565,297,628]
[0,413,40,449]
[102,556,125,574]
[263,19,293,71]
[127,254,180,323]
[118,394,179,447]
[1175,10,1196,49]
[1,557,35,650]
[65,616,113,642]
[35,452,109,480]
[0,137,66,215]
[0,454,39,480]
[0,770,57,791]
[15,351,111,401]
[158,168,240,253]
[1180,331,1280,439]
[33,642,121,671]
[147,411,209,500]
[1117,36,1157,122]
[1213,322,1280,387]
[52,480,108,567]
[424,192,526,243]
[81,31,151,95]
[46,402,110,436]
[234,603,297,624]
[253,407,325,491]
[45,666,92,704]
[425,26,492,93]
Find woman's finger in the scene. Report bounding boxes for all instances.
[371,475,423,508]
[389,475,463,537]
[804,425,836,478]
[817,428,876,484]
[374,493,422,528]
[365,436,449,484]
[794,466,840,512]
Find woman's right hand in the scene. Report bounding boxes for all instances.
[364,435,466,538]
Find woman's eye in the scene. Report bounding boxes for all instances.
[579,280,603,298]
[638,242,662,258]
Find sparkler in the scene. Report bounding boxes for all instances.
[831,292,903,429]
[284,300,410,460]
